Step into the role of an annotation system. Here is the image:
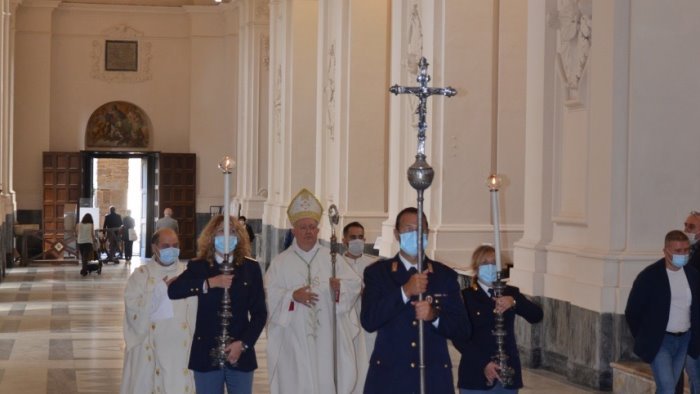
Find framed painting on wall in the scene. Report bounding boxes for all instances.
[85,101,151,149]
[105,40,138,72]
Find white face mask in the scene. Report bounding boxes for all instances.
[685,232,698,246]
[347,239,364,257]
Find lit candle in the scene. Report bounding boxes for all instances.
[219,156,235,258]
[487,174,502,272]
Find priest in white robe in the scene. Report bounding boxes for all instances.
[341,221,378,394]
[266,188,363,394]
[120,228,197,394]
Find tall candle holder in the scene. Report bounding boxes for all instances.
[210,155,236,368]
[486,174,514,386]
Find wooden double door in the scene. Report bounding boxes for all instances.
[42,151,196,259]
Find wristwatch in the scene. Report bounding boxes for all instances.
[241,342,249,353]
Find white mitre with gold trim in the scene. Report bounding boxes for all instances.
[287,188,323,225]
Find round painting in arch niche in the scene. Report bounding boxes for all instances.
[85,101,151,149]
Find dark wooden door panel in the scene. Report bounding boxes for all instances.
[158,153,196,259]
[43,152,82,258]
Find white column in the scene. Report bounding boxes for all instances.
[315,0,390,242]
[380,0,527,264]
[235,0,269,220]
[12,0,60,210]
[263,0,318,230]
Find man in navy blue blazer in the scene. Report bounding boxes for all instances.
[361,207,470,394]
[626,230,700,394]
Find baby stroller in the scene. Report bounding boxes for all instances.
[95,229,121,265]
[80,237,102,277]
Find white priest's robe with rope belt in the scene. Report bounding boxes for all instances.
[120,260,197,394]
[341,253,378,394]
[265,240,363,394]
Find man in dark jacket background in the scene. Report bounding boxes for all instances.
[626,230,700,394]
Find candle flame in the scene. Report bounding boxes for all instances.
[486,174,501,191]
[218,156,235,173]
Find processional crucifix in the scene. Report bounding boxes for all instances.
[389,57,456,394]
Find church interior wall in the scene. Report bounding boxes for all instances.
[5,0,700,391]
[12,2,240,223]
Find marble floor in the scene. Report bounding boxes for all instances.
[0,258,606,393]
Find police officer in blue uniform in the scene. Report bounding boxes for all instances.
[455,245,543,393]
[168,215,267,394]
[361,207,470,394]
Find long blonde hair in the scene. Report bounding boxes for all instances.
[470,245,495,289]
[197,215,251,266]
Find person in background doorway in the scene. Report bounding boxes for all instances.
[122,210,136,262]
[156,207,179,234]
[77,213,96,276]
[104,206,123,261]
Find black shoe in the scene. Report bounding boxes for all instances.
[80,269,87,277]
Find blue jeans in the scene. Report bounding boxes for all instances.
[193,368,254,394]
[686,355,700,394]
[651,331,691,394]
[460,382,517,393]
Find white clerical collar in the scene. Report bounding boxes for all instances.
[293,239,321,263]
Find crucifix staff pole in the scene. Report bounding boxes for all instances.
[389,57,457,394]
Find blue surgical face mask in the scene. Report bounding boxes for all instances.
[214,235,238,254]
[672,254,690,268]
[478,264,498,286]
[158,247,180,266]
[399,231,428,257]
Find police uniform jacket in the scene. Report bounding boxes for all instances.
[455,283,542,390]
[625,258,700,363]
[361,254,470,394]
[168,256,267,372]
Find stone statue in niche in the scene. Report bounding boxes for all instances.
[550,0,592,102]
[85,101,150,148]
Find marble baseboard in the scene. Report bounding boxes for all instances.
[514,296,636,391]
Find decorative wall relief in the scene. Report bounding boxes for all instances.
[406,2,424,76]
[91,24,152,83]
[262,36,270,70]
[255,1,270,22]
[550,0,591,103]
[85,101,151,149]
[325,43,337,141]
[274,65,282,144]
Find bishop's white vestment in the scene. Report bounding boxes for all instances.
[265,241,362,394]
[120,260,197,394]
[341,253,378,394]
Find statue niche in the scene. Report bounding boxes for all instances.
[85,101,151,149]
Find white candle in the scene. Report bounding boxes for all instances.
[224,171,230,253]
[487,175,502,272]
[219,156,235,258]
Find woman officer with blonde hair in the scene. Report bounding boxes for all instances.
[455,245,543,394]
[168,214,267,394]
